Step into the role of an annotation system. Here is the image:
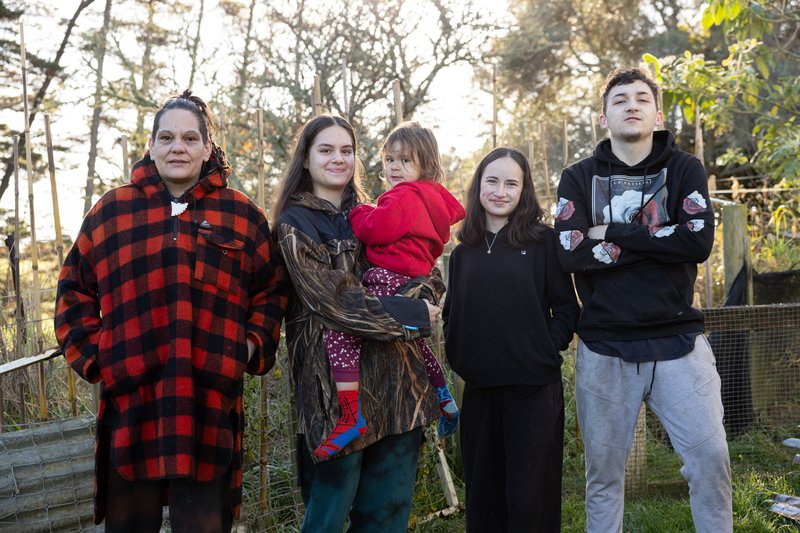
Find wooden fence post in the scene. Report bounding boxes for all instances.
[722,204,752,304]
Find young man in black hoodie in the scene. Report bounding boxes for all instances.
[554,68,732,533]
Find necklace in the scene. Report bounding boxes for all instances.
[484,231,500,254]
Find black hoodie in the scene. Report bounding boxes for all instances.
[554,130,714,341]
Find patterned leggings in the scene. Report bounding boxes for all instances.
[324,266,445,387]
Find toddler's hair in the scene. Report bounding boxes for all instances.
[380,121,445,182]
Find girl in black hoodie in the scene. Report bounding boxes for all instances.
[443,147,579,532]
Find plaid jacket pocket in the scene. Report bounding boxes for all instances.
[195,229,245,294]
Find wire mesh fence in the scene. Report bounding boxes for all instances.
[2,279,800,531]
[622,303,800,500]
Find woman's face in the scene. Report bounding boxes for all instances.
[479,156,523,229]
[304,125,355,206]
[149,109,211,197]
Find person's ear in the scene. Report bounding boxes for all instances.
[655,110,664,129]
[203,141,212,162]
[303,157,309,169]
[598,113,607,129]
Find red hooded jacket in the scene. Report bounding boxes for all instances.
[349,180,465,278]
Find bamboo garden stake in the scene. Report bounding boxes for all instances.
[695,104,713,308]
[527,139,535,168]
[121,135,130,183]
[44,115,65,267]
[259,368,268,515]
[257,110,265,209]
[313,75,323,116]
[257,108,268,516]
[539,122,551,211]
[341,57,349,121]
[13,137,22,366]
[45,114,76,417]
[11,139,23,428]
[392,79,403,124]
[528,139,542,207]
[218,104,228,154]
[20,21,47,420]
[492,62,497,149]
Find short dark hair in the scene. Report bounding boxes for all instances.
[151,89,216,144]
[600,68,660,114]
[150,89,230,175]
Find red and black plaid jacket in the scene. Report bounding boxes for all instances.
[55,152,288,523]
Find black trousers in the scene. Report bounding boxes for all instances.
[104,461,234,533]
[460,380,564,533]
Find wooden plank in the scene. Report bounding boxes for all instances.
[770,494,800,521]
[0,348,61,377]
[435,443,459,509]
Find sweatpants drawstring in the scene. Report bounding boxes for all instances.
[647,361,658,395]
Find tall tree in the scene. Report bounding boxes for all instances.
[254,0,491,198]
[487,0,701,174]
[83,0,113,214]
[0,0,96,204]
[186,0,204,89]
[102,0,191,169]
[652,0,800,235]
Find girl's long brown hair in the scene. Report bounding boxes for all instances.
[272,114,366,226]
[458,147,547,248]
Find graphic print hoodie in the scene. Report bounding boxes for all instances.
[554,130,714,341]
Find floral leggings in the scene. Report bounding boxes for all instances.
[323,266,445,387]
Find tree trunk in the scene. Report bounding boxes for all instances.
[132,0,157,165]
[84,0,114,215]
[187,0,205,89]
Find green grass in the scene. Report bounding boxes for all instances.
[416,370,800,532]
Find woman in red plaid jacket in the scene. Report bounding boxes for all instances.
[54,91,288,532]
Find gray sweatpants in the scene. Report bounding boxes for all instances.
[576,335,732,533]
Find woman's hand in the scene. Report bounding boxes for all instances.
[423,299,441,327]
